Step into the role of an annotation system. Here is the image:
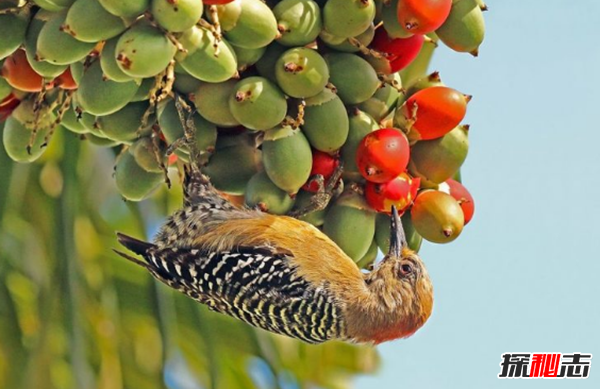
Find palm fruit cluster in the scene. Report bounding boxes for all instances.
[1,0,486,267]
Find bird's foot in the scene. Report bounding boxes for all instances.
[288,162,344,218]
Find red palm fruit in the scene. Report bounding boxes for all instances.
[55,68,78,90]
[1,50,48,92]
[356,128,410,183]
[400,86,469,140]
[0,93,17,109]
[303,150,340,192]
[365,172,420,213]
[0,94,20,121]
[440,179,475,225]
[397,0,452,35]
[370,28,424,72]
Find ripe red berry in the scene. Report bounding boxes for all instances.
[303,150,340,192]
[365,172,420,213]
[356,128,410,183]
[440,179,475,225]
[370,28,424,72]
[402,86,469,140]
[397,0,452,35]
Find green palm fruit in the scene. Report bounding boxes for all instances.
[323,0,375,38]
[213,0,279,49]
[404,71,444,100]
[193,80,240,127]
[203,133,262,195]
[96,101,151,143]
[77,60,140,116]
[23,11,68,78]
[173,70,203,94]
[301,88,349,152]
[86,132,120,146]
[409,125,469,185]
[130,77,155,102]
[60,104,89,134]
[128,137,165,173]
[0,6,29,61]
[64,0,127,43]
[151,0,203,33]
[36,11,95,65]
[228,76,287,131]
[100,36,136,82]
[2,100,54,162]
[245,170,295,214]
[116,22,177,78]
[325,53,381,104]
[262,125,312,194]
[436,0,485,56]
[232,44,266,70]
[98,0,149,18]
[358,73,401,122]
[69,94,100,135]
[323,190,376,261]
[74,102,99,132]
[176,26,238,83]
[2,117,51,162]
[33,0,75,12]
[320,23,375,53]
[69,61,84,84]
[452,169,462,183]
[115,150,163,201]
[356,239,378,269]
[275,47,329,98]
[273,0,322,47]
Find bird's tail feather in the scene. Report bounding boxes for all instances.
[115,232,157,268]
[112,249,149,268]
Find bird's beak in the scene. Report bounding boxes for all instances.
[388,205,407,258]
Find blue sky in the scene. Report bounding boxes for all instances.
[357,1,600,387]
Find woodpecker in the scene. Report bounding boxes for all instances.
[116,93,433,344]
[115,163,433,344]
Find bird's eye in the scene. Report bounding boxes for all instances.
[399,263,413,277]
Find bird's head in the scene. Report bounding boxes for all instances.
[362,206,434,343]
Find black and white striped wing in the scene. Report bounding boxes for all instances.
[145,245,346,343]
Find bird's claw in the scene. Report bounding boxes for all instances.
[288,162,344,218]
